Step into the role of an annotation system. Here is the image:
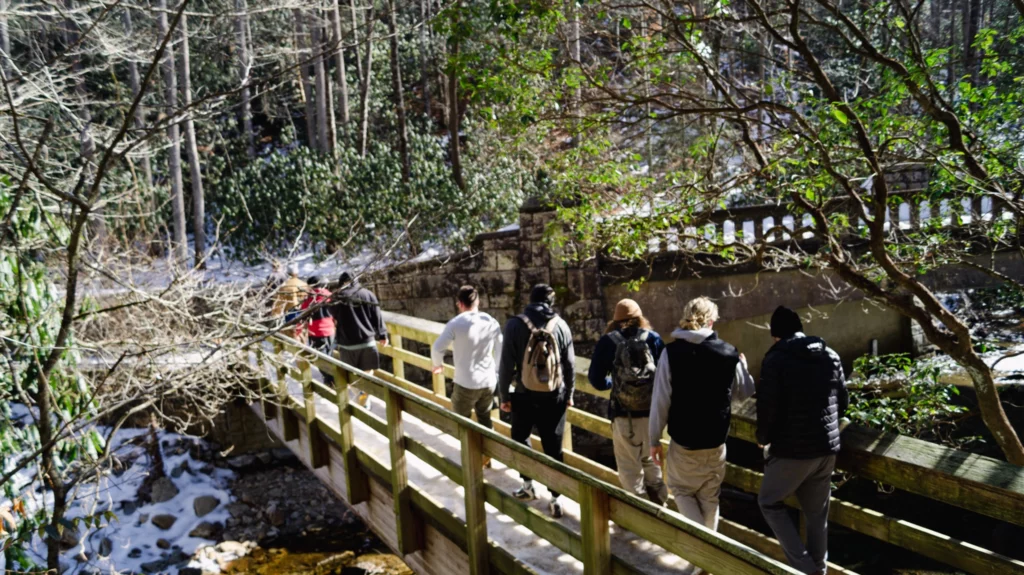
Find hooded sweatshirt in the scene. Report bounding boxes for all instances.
[756,332,848,458]
[648,328,755,450]
[497,302,576,403]
[299,287,336,338]
[328,279,389,348]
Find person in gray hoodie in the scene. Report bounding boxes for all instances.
[649,296,754,532]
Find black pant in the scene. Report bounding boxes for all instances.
[510,390,568,498]
[309,335,335,385]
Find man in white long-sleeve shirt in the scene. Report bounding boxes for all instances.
[649,297,755,532]
[432,286,503,435]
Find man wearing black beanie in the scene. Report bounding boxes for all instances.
[497,283,576,518]
[757,306,848,574]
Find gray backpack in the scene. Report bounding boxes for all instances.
[518,315,563,392]
[608,330,656,412]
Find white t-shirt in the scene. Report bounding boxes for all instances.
[431,310,504,390]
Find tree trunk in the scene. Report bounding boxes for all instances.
[446,5,465,191]
[931,0,942,47]
[564,0,580,116]
[962,354,1024,465]
[179,11,206,268]
[419,0,432,118]
[965,0,981,84]
[331,0,351,126]
[358,2,376,157]
[158,0,188,261]
[387,0,410,181]
[235,0,255,157]
[294,10,318,150]
[310,11,331,154]
[350,0,364,85]
[122,9,154,191]
[0,0,11,79]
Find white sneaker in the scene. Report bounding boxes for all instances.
[513,484,536,500]
[548,498,563,518]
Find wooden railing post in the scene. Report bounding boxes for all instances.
[579,481,612,575]
[297,357,328,468]
[432,369,446,398]
[335,363,370,504]
[391,334,406,380]
[385,388,424,555]
[461,427,489,575]
[256,347,278,420]
[276,342,300,442]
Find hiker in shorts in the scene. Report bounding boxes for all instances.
[329,271,389,406]
[431,286,503,465]
[649,296,754,531]
[588,299,667,505]
[497,284,575,518]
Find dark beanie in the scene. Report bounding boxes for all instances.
[770,306,803,338]
[529,284,556,305]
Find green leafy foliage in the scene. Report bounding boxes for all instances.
[209,122,528,263]
[847,354,972,448]
[0,176,100,569]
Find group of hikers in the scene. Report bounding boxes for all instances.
[274,267,848,575]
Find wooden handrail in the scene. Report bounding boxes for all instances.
[258,332,800,575]
[376,310,1024,575]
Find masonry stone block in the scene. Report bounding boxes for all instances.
[550,268,568,288]
[484,236,521,251]
[496,250,519,271]
[520,267,551,292]
[468,271,517,297]
[487,294,513,310]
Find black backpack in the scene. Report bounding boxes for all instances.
[608,330,657,412]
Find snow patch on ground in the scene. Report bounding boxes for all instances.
[7,426,235,575]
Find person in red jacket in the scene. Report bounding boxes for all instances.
[300,276,336,384]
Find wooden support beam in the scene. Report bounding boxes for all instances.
[579,482,612,575]
[335,365,369,504]
[461,427,489,575]
[385,387,424,555]
[297,358,328,468]
[391,334,406,380]
[256,348,278,420]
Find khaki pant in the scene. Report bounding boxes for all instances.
[665,442,727,530]
[451,384,494,429]
[612,417,667,504]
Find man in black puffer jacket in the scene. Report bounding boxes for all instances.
[757,306,848,575]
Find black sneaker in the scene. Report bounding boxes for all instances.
[548,499,563,518]
[513,484,536,500]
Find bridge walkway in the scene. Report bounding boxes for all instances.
[250,311,1024,575]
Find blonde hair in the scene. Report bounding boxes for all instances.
[680,297,719,330]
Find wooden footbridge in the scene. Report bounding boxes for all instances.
[249,310,1024,575]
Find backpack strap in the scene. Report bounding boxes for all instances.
[543,317,559,332]
[517,314,537,332]
[608,330,626,345]
[637,329,649,341]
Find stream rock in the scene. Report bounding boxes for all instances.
[151,514,177,530]
[193,495,220,517]
[188,521,223,540]
[150,477,179,503]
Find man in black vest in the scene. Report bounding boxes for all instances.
[649,297,754,532]
[757,306,848,575]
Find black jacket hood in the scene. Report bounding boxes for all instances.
[524,302,558,324]
[772,333,829,360]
